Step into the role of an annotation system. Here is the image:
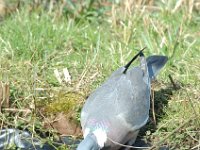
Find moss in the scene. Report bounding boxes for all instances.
[44,91,84,115]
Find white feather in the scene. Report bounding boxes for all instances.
[93,128,107,148]
[83,128,90,138]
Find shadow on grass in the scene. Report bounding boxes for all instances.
[133,84,176,150]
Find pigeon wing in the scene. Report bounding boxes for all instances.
[81,67,150,132]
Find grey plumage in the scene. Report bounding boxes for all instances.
[78,51,168,150]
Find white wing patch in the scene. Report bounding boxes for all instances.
[93,128,107,148]
[84,128,107,148]
[83,128,90,138]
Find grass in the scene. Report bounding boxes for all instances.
[0,0,200,149]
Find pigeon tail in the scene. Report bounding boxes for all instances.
[77,133,100,150]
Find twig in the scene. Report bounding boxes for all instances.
[0,82,3,112]
[191,143,200,150]
[168,74,179,90]
[37,109,55,130]
[0,82,10,112]
[5,83,9,108]
[172,0,184,13]
[108,137,150,149]
[151,86,156,125]
[133,5,162,12]
[2,108,31,113]
[123,47,146,74]
[185,131,199,142]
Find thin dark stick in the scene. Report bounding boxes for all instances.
[168,74,179,90]
[123,47,146,74]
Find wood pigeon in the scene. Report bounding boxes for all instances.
[77,50,168,150]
